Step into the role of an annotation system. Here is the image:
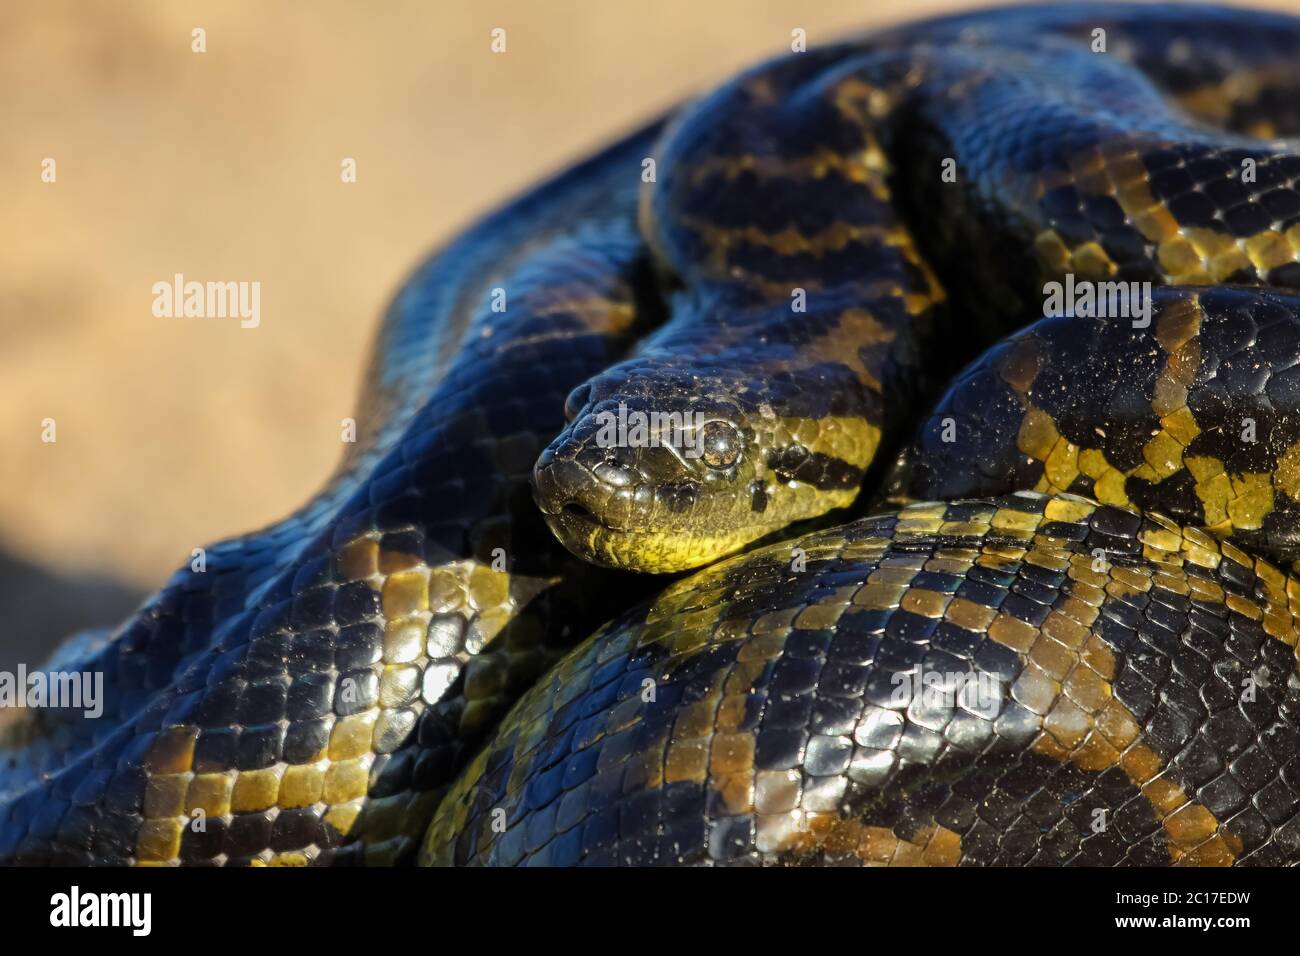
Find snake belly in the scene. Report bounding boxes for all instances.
[8,3,1300,867]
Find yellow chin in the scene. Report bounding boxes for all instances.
[543,487,859,573]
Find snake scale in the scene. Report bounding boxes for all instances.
[5,2,1300,866]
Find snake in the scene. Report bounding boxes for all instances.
[5,2,1300,866]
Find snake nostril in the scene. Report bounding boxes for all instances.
[562,502,596,522]
[564,383,593,422]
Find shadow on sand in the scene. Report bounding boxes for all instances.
[0,545,144,673]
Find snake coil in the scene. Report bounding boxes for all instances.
[5,3,1300,867]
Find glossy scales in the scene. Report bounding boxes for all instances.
[534,3,1300,577]
[888,287,1300,571]
[0,127,663,865]
[10,3,1300,868]
[424,493,1300,866]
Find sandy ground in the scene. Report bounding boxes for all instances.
[2,0,1296,667]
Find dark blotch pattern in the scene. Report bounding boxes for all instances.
[423,494,1300,866]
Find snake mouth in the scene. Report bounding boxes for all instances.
[533,455,631,534]
[534,460,636,567]
[532,442,707,543]
[554,501,615,537]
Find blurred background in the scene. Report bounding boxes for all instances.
[2,0,1294,668]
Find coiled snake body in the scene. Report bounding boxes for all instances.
[6,3,1300,866]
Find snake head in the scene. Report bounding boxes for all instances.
[533,359,877,572]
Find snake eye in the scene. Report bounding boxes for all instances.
[699,420,742,469]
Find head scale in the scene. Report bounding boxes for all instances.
[533,360,877,572]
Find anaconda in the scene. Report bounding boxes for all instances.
[5,3,1300,866]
